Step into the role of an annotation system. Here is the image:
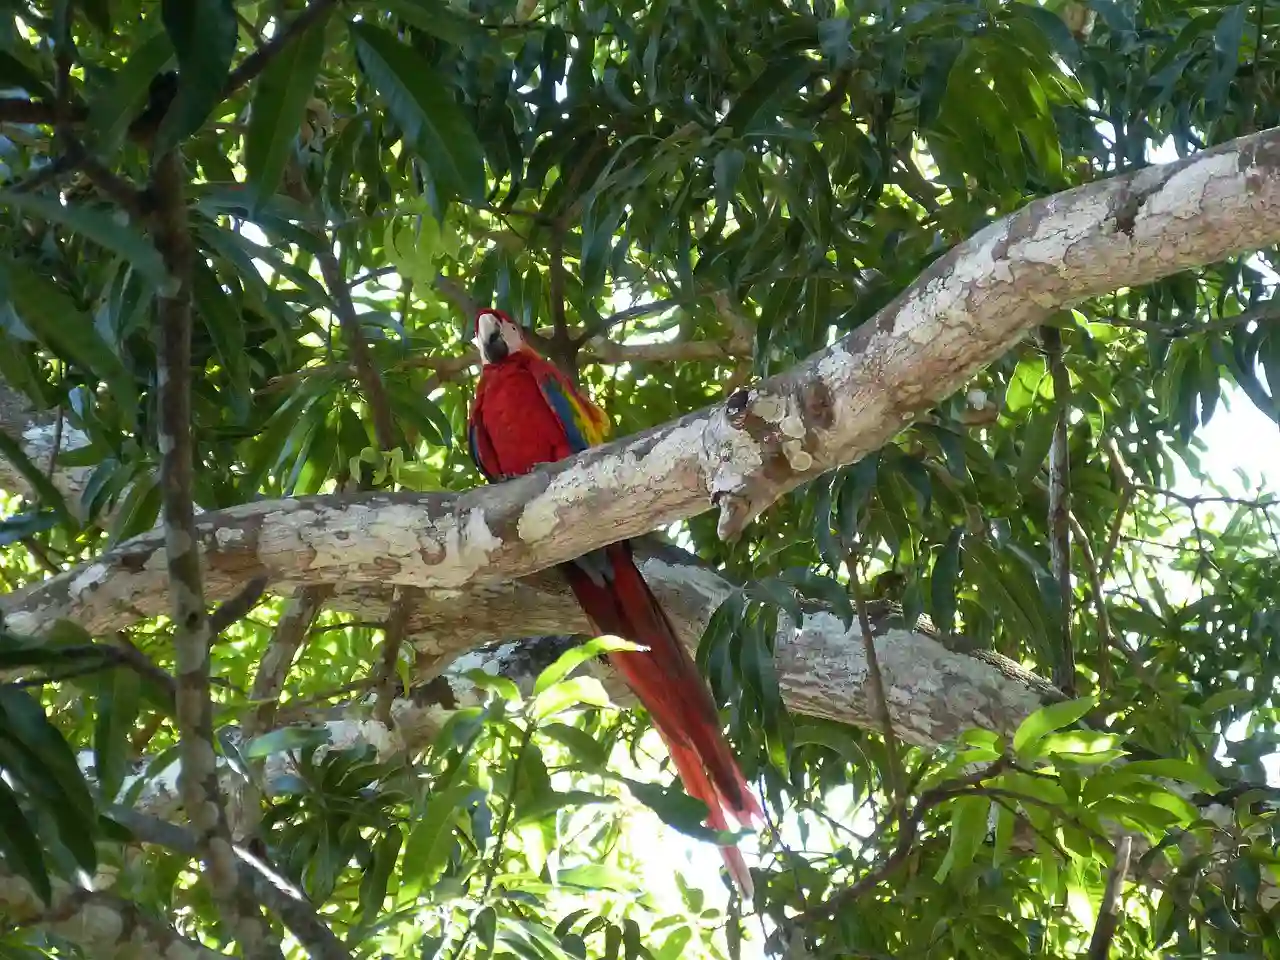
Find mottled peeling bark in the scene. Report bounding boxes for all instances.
[150,151,279,960]
[4,128,1280,640]
[0,869,222,960]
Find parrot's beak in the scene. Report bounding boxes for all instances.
[482,325,508,363]
[476,312,510,364]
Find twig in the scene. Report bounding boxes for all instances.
[373,586,415,728]
[109,806,354,960]
[44,403,63,478]
[317,240,397,453]
[1067,514,1116,694]
[1087,834,1133,960]
[590,297,682,337]
[259,329,754,396]
[20,537,60,574]
[1099,442,1135,581]
[447,721,535,960]
[208,575,269,636]
[1043,326,1075,697]
[222,0,342,100]
[799,757,1009,920]
[149,147,281,960]
[246,585,331,737]
[435,272,478,319]
[847,553,903,800]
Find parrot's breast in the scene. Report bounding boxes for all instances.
[475,358,574,476]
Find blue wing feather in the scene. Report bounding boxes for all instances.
[468,419,497,481]
[538,377,592,454]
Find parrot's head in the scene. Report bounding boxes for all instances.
[474,308,525,365]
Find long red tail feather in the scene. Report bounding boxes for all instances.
[560,542,761,895]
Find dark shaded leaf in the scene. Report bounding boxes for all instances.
[0,192,167,286]
[0,775,50,904]
[244,5,331,209]
[349,22,486,202]
[156,0,238,154]
[93,666,142,802]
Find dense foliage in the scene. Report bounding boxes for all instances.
[0,0,1277,957]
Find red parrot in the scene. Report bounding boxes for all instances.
[467,307,762,895]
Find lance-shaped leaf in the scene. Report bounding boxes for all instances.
[156,0,237,154]
[244,5,331,210]
[349,21,486,202]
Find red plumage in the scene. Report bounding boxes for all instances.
[468,309,762,896]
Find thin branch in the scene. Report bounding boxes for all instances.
[259,329,754,396]
[0,869,225,958]
[109,806,355,960]
[435,272,478,318]
[1043,326,1075,697]
[1109,297,1280,338]
[0,97,61,126]
[318,240,397,453]
[149,147,281,960]
[1100,441,1135,581]
[448,720,535,960]
[373,586,415,728]
[592,297,682,336]
[222,0,342,100]
[20,536,60,574]
[799,757,1010,921]
[247,585,331,737]
[1087,834,1133,960]
[848,553,902,799]
[1067,514,1116,694]
[207,575,269,636]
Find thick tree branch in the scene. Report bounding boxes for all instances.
[0,868,223,959]
[6,125,1280,635]
[1087,834,1134,960]
[1043,325,1075,695]
[108,807,355,960]
[247,585,332,737]
[223,0,343,100]
[149,149,279,960]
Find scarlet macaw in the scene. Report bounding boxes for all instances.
[468,307,762,895]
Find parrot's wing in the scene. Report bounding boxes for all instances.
[531,362,612,454]
[467,390,502,481]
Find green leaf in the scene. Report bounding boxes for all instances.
[1122,759,1224,795]
[399,783,475,897]
[244,5,331,209]
[1012,695,1098,760]
[0,429,71,522]
[358,826,403,928]
[349,21,486,201]
[0,48,53,101]
[531,676,612,719]
[723,55,811,136]
[463,668,521,703]
[1,261,137,419]
[533,636,644,696]
[929,526,964,634]
[934,794,991,882]
[617,776,742,846]
[85,27,174,154]
[241,724,332,760]
[1198,688,1255,716]
[0,687,98,875]
[538,722,607,768]
[93,666,142,803]
[156,0,238,154]
[0,193,167,287]
[556,863,638,892]
[0,775,50,905]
